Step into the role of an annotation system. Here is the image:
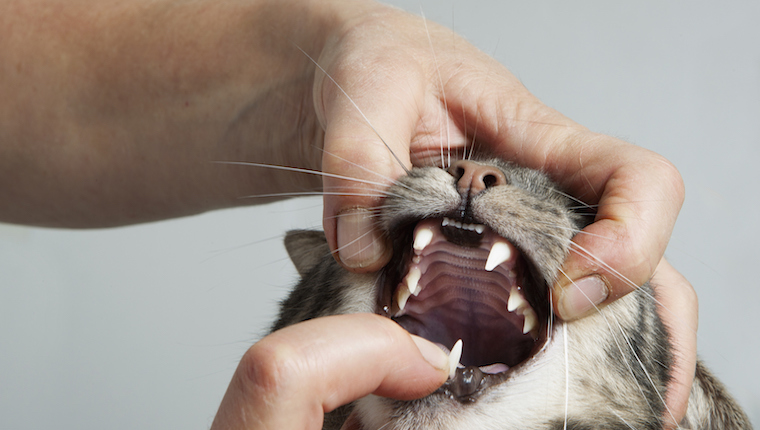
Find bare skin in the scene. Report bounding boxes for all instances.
[0,0,694,428]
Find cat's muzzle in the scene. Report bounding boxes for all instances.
[379,216,549,402]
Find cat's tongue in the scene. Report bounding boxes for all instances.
[392,218,542,375]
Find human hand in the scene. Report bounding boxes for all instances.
[210,314,449,430]
[311,2,691,425]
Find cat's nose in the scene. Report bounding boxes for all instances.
[448,160,507,197]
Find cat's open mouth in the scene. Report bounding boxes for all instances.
[379,216,549,402]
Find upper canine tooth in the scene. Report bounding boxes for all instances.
[485,241,512,271]
[507,286,527,312]
[448,339,463,379]
[474,224,485,234]
[442,217,450,227]
[413,227,434,254]
[405,266,422,296]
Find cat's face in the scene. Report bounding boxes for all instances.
[375,158,580,400]
[281,157,671,429]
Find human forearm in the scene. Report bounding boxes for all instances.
[0,0,357,227]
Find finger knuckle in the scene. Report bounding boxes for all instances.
[238,339,300,397]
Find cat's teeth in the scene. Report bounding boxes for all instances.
[413,227,434,254]
[485,240,512,271]
[507,286,527,312]
[396,284,411,312]
[448,339,463,379]
[522,308,538,336]
[405,266,422,296]
[441,217,486,234]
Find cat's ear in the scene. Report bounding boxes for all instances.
[284,230,331,276]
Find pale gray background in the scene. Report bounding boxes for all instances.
[1,1,757,428]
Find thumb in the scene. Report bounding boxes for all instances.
[316,56,424,272]
[211,314,449,430]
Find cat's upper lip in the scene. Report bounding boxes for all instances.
[382,216,549,402]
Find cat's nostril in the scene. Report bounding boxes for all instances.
[482,174,498,188]
[449,160,507,197]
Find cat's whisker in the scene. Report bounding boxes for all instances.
[531,221,626,244]
[558,268,671,425]
[420,10,451,169]
[292,44,410,175]
[330,222,383,256]
[566,199,672,211]
[323,211,386,223]
[214,161,394,189]
[467,112,482,162]
[562,322,570,430]
[239,191,393,200]
[562,240,641,292]
[542,186,596,212]
[609,411,637,430]
[564,239,693,335]
[320,149,416,193]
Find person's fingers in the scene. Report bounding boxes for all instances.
[423,60,684,319]
[210,314,449,430]
[545,133,685,320]
[650,259,698,428]
[462,81,684,319]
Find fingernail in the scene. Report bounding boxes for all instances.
[557,275,610,320]
[336,208,385,269]
[410,335,449,371]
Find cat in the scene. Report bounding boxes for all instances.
[270,156,752,429]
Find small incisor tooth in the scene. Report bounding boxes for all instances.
[507,286,527,312]
[405,266,422,296]
[485,241,511,271]
[522,308,538,335]
[448,339,463,379]
[413,227,434,253]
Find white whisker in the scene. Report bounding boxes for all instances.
[559,268,678,426]
[421,10,451,169]
[563,322,569,430]
[292,44,410,175]
[238,191,393,200]
[214,161,395,189]
[320,149,416,193]
[558,269,659,421]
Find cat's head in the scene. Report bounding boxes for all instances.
[282,158,667,430]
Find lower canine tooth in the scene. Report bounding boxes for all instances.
[522,308,538,335]
[485,241,512,271]
[507,286,527,312]
[448,339,463,379]
[405,267,422,296]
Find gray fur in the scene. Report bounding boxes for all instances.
[273,158,752,429]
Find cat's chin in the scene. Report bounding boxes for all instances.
[377,216,550,402]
